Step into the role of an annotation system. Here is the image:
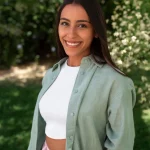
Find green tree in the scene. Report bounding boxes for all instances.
[0,0,62,68]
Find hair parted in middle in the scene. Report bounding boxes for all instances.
[55,0,125,75]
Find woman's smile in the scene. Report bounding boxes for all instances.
[28,0,136,150]
[65,40,81,47]
[58,4,95,65]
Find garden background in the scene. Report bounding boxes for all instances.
[0,0,150,149]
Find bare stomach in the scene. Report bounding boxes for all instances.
[46,136,66,150]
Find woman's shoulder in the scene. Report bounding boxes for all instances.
[101,64,136,107]
[90,55,134,87]
[96,63,135,89]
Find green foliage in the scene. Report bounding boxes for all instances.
[107,0,150,107]
[0,0,150,106]
[0,0,61,68]
[108,0,150,68]
[0,0,150,68]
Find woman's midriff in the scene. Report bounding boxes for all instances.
[46,136,66,150]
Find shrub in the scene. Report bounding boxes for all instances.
[107,0,150,107]
[0,0,61,68]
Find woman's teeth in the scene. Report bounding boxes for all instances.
[66,41,80,46]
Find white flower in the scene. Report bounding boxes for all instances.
[135,48,140,53]
[125,1,130,5]
[114,32,120,37]
[112,22,117,28]
[127,16,133,20]
[141,32,150,41]
[131,36,137,42]
[106,19,109,24]
[125,30,129,35]
[138,88,143,94]
[17,44,23,49]
[122,39,129,45]
[136,5,140,10]
[128,23,133,30]
[117,60,123,65]
[129,46,132,50]
[111,16,116,21]
[123,6,126,10]
[120,21,127,26]
[51,46,56,52]
[136,40,140,44]
[144,34,150,41]
[121,50,127,54]
[136,12,142,19]
[143,60,148,65]
[141,76,147,82]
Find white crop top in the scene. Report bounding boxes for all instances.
[39,60,80,139]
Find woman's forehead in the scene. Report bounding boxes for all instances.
[60,4,90,21]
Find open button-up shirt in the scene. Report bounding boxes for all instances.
[27,55,136,150]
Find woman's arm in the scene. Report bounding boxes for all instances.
[104,77,136,150]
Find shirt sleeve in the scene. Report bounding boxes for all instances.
[104,77,136,150]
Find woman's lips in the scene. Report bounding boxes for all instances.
[65,40,81,47]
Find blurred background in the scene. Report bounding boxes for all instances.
[0,0,150,149]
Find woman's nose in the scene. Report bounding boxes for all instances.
[67,27,77,38]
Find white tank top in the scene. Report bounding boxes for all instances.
[39,60,80,139]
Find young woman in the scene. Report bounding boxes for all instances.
[28,0,136,150]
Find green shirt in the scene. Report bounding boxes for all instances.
[28,55,136,150]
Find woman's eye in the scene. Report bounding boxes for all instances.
[60,22,69,26]
[78,24,87,28]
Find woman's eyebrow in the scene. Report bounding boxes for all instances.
[77,20,91,23]
[60,18,90,23]
[60,18,70,21]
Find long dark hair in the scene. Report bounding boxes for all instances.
[55,0,125,75]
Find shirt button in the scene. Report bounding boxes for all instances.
[84,59,89,63]
[74,89,78,93]
[70,136,73,140]
[80,71,85,75]
[52,76,55,80]
[71,112,75,116]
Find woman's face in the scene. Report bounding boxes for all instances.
[58,4,95,60]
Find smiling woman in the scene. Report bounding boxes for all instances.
[27,0,136,150]
[58,4,95,66]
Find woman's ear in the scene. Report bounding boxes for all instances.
[94,33,99,38]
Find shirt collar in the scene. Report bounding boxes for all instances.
[52,55,105,72]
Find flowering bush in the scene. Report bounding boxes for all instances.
[107,0,150,107]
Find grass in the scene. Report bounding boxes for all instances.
[0,80,150,150]
[0,81,41,150]
[134,107,150,150]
